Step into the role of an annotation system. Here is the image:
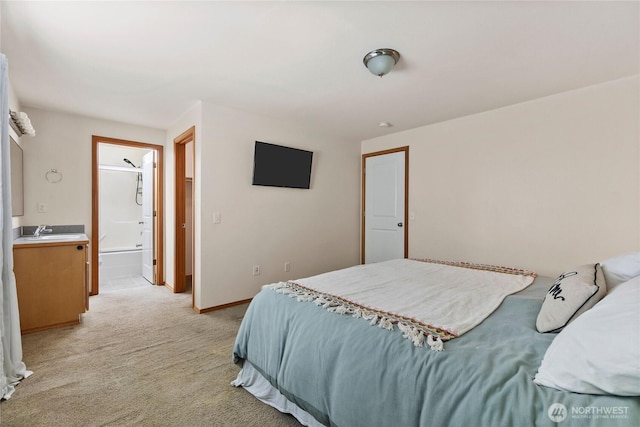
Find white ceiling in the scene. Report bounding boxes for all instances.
[1,1,638,142]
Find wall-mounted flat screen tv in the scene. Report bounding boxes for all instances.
[252,141,313,189]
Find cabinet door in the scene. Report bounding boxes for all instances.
[14,244,87,332]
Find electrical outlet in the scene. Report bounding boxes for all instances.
[284,262,290,272]
[38,202,47,213]
[253,265,260,276]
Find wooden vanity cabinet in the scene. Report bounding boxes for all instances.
[13,240,89,333]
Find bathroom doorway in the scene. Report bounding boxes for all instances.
[91,136,164,295]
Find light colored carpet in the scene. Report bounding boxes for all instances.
[0,285,302,426]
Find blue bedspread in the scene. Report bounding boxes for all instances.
[233,277,640,426]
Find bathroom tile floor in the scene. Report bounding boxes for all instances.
[100,274,152,294]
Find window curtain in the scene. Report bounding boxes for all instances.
[0,53,31,400]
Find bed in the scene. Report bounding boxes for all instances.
[232,257,640,426]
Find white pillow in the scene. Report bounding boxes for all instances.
[536,264,606,333]
[534,276,640,396]
[601,252,640,292]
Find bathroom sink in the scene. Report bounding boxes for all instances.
[15,233,88,244]
[36,234,86,241]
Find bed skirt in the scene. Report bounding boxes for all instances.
[231,362,324,427]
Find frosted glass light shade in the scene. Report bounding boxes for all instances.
[363,48,400,77]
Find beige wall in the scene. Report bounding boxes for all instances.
[20,76,635,306]
[20,108,165,229]
[18,107,166,289]
[362,76,640,277]
[164,102,361,310]
[19,101,361,311]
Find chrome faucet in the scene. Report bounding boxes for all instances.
[33,225,53,238]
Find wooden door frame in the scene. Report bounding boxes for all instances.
[173,126,195,297]
[91,136,164,295]
[361,146,409,264]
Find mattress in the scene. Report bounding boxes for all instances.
[233,271,639,426]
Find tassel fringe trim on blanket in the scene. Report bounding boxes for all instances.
[411,258,537,278]
[265,281,450,351]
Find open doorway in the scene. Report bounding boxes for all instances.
[173,126,195,306]
[91,136,164,295]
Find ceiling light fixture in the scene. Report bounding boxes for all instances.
[363,48,400,77]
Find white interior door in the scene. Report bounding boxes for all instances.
[141,150,155,283]
[364,150,406,264]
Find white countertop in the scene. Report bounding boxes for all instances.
[14,233,89,246]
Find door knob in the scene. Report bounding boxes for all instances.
[397,222,403,227]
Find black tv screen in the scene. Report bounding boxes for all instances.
[252,141,313,189]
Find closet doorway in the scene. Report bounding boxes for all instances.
[173,126,195,304]
[361,146,409,264]
[91,136,164,295]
